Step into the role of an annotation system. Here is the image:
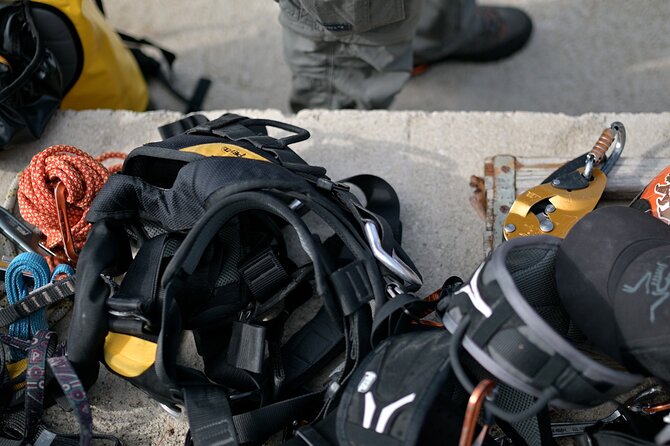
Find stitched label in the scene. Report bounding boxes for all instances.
[621,255,670,324]
[181,143,269,162]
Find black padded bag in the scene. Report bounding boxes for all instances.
[441,235,642,409]
[288,330,498,446]
[67,114,422,445]
[0,1,70,147]
[556,206,670,382]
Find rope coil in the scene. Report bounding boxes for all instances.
[17,145,124,260]
[5,253,75,360]
[6,252,50,360]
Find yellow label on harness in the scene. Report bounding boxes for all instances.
[104,332,157,378]
[181,143,269,162]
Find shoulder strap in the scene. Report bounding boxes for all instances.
[93,0,211,113]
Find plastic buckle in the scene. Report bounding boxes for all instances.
[315,177,350,193]
[54,182,78,264]
[362,219,422,287]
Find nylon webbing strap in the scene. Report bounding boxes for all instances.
[158,114,209,139]
[184,386,239,446]
[232,391,323,444]
[371,293,420,343]
[0,277,75,328]
[24,331,56,441]
[330,260,374,316]
[46,356,93,446]
[470,300,514,346]
[338,174,402,242]
[282,307,343,388]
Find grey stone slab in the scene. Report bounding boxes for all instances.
[1,109,669,444]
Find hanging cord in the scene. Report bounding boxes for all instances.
[5,252,50,361]
[17,145,125,262]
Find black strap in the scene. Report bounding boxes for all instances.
[184,386,239,446]
[118,33,211,113]
[0,277,75,328]
[371,293,419,343]
[330,260,375,316]
[339,174,402,242]
[117,33,176,69]
[107,234,170,336]
[188,114,311,148]
[469,300,514,346]
[47,356,94,446]
[579,430,659,446]
[232,391,323,444]
[183,386,323,446]
[24,331,57,441]
[158,114,209,139]
[282,307,344,390]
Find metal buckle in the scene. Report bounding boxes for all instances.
[363,219,422,287]
[107,309,154,331]
[159,402,184,419]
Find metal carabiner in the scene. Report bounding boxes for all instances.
[54,182,78,264]
[600,121,626,175]
[362,219,422,287]
[459,379,497,446]
[583,121,626,179]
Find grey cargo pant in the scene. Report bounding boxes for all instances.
[278,0,478,111]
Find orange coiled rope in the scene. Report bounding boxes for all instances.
[17,145,125,257]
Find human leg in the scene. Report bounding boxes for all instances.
[277,0,421,111]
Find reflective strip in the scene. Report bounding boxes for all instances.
[362,392,376,429]
[375,393,416,433]
[454,264,492,317]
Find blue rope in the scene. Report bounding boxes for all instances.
[52,263,75,282]
[6,252,51,360]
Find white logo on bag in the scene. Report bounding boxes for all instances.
[622,256,670,323]
[357,371,415,434]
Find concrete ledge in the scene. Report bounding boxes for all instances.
[2,109,670,444]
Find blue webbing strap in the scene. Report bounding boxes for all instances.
[5,253,50,360]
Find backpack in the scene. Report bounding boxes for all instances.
[66,113,423,444]
[0,0,147,146]
[0,0,210,147]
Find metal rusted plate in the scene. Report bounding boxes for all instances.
[483,155,516,256]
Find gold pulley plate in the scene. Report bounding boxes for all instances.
[503,122,625,240]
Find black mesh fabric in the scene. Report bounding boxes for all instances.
[214,223,242,287]
[461,354,549,446]
[495,384,545,446]
[505,246,571,338]
[87,156,312,230]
